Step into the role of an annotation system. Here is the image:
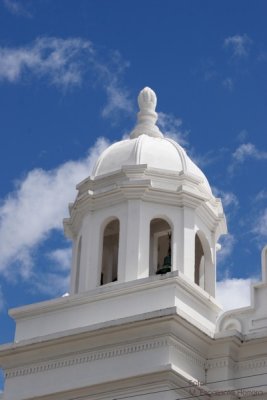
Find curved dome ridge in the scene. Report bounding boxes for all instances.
[92,144,110,176]
[92,139,133,177]
[134,135,143,165]
[164,138,188,173]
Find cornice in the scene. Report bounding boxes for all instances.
[5,336,170,380]
[206,356,237,370]
[4,335,208,381]
[64,174,224,238]
[206,355,267,373]
[5,336,267,380]
[9,271,220,321]
[238,356,267,371]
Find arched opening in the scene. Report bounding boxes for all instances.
[74,236,82,293]
[194,233,205,289]
[149,218,172,275]
[100,219,119,285]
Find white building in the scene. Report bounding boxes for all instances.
[0,87,267,400]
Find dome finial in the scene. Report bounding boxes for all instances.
[130,87,164,139]
[138,86,157,113]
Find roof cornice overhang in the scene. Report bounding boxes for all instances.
[9,271,221,321]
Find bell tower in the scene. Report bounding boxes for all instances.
[0,88,228,400]
[65,87,226,302]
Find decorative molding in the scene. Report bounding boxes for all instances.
[168,337,206,368]
[64,166,225,238]
[5,337,169,379]
[5,332,267,384]
[206,357,237,370]
[238,357,267,371]
[5,335,209,380]
[250,316,267,332]
[206,356,267,372]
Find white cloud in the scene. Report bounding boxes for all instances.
[224,34,252,58]
[229,142,267,174]
[102,80,132,119]
[0,138,109,278]
[233,143,267,162]
[0,37,132,119]
[0,37,93,88]
[3,0,31,17]
[25,247,73,297]
[253,208,267,238]
[212,187,239,211]
[216,278,253,311]
[222,77,234,91]
[91,49,132,118]
[48,248,72,271]
[157,111,188,146]
[237,129,249,143]
[255,190,267,202]
[189,149,220,169]
[217,234,235,265]
[32,271,70,297]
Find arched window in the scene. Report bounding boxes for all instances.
[149,218,172,275]
[74,236,82,293]
[100,219,119,285]
[194,233,205,289]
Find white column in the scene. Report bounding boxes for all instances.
[70,240,78,295]
[78,214,92,292]
[81,213,102,291]
[117,209,128,282]
[138,205,149,278]
[182,206,195,281]
[205,232,216,297]
[172,208,182,272]
[124,200,149,281]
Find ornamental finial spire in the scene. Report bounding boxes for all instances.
[130,87,164,139]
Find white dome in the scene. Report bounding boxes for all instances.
[92,134,211,194]
[91,87,212,194]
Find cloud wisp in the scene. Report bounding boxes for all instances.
[0,36,132,119]
[228,142,267,174]
[31,270,71,297]
[222,77,234,91]
[212,187,239,210]
[0,37,92,88]
[158,111,188,146]
[3,0,31,17]
[253,209,267,240]
[217,233,235,265]
[48,248,72,271]
[255,190,267,202]
[0,138,109,280]
[224,34,252,58]
[91,50,133,119]
[233,143,267,162]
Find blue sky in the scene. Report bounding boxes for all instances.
[0,0,267,358]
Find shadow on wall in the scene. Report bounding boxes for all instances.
[149,218,172,275]
[101,219,120,285]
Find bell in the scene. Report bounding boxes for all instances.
[156,232,172,275]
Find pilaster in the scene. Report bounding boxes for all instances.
[182,206,196,281]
